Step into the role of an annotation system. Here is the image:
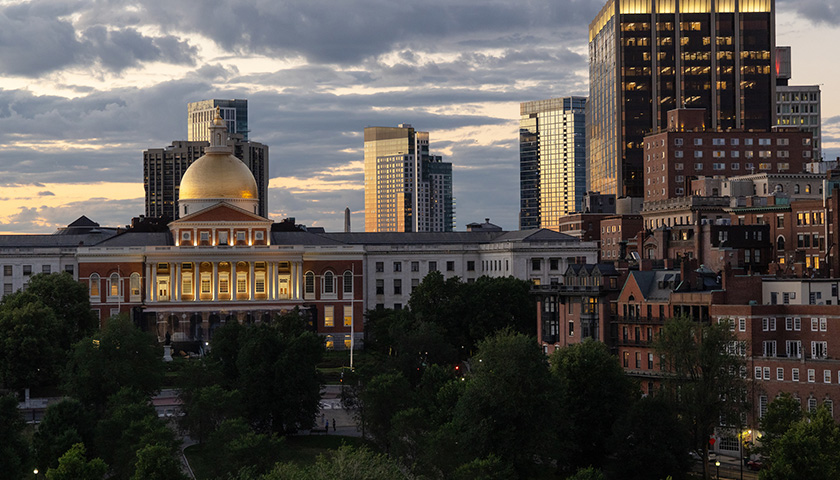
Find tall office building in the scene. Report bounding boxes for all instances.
[144,133,268,220]
[188,99,249,142]
[520,97,588,231]
[364,125,454,232]
[774,46,821,161]
[588,0,776,198]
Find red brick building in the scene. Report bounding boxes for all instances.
[600,215,643,262]
[643,108,813,203]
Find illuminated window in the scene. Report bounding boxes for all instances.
[182,274,193,295]
[324,305,334,327]
[255,273,265,294]
[237,273,247,293]
[201,274,211,294]
[90,273,100,298]
[109,273,120,297]
[344,305,352,327]
[130,273,141,299]
[219,274,229,294]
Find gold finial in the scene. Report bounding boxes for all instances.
[213,106,224,126]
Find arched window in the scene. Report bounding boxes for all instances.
[304,272,315,295]
[130,273,141,299]
[109,273,120,297]
[805,184,811,194]
[777,236,785,251]
[343,270,353,295]
[90,273,100,298]
[323,271,335,294]
[794,184,800,194]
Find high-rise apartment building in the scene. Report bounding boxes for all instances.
[774,46,822,160]
[588,0,776,198]
[144,134,268,220]
[520,97,588,231]
[364,125,454,232]
[188,99,249,142]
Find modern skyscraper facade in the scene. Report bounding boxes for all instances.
[188,99,249,142]
[775,46,821,161]
[588,0,776,198]
[520,97,588,231]
[364,125,454,232]
[144,134,268,220]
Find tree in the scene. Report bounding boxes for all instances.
[94,387,181,480]
[758,393,804,457]
[550,338,636,471]
[33,398,95,472]
[205,418,284,478]
[654,316,748,479]
[177,383,242,444]
[761,407,840,480]
[62,316,163,411]
[567,467,607,480]
[0,394,31,480]
[607,395,690,480]
[260,445,410,480]
[18,272,98,347]
[131,444,189,480]
[234,321,323,434]
[0,299,64,389]
[451,455,516,480]
[450,330,558,477]
[45,443,107,480]
[358,372,412,452]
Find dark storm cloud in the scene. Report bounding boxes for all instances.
[0,2,196,76]
[72,0,598,65]
[779,0,840,26]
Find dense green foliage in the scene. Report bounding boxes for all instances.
[655,316,748,478]
[33,398,95,472]
[0,393,31,479]
[760,407,840,480]
[63,316,164,412]
[45,443,107,480]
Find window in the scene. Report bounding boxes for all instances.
[695,163,704,170]
[763,340,776,357]
[446,261,455,272]
[90,273,100,298]
[343,271,353,295]
[42,265,51,274]
[304,272,315,295]
[675,163,684,170]
[763,367,770,380]
[237,272,247,294]
[675,150,684,158]
[200,231,209,243]
[255,273,265,294]
[375,262,384,273]
[694,150,704,158]
[675,138,683,146]
[201,274,211,294]
[344,305,352,327]
[2,265,11,276]
[182,274,193,295]
[759,395,768,418]
[635,352,641,369]
[777,368,784,381]
[375,279,384,295]
[429,261,437,272]
[531,258,541,271]
[218,274,229,294]
[794,317,801,330]
[754,367,762,380]
[812,317,819,331]
[321,272,334,295]
[130,273,141,299]
[694,138,703,145]
[236,231,246,243]
[812,341,828,359]
[825,370,832,384]
[820,317,827,332]
[109,273,120,297]
[218,231,228,245]
[324,305,334,327]
[22,265,31,276]
[739,318,746,332]
[393,262,401,272]
[467,261,475,271]
[713,138,725,146]
[3,283,11,296]
[394,279,402,295]
[787,340,802,358]
[792,368,800,382]
[808,369,816,383]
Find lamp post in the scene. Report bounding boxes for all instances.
[715,460,721,480]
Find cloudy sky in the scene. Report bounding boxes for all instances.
[0,0,838,234]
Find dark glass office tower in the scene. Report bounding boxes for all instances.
[588,0,775,198]
[520,97,588,231]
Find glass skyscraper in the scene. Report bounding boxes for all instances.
[588,0,776,198]
[188,99,249,142]
[520,97,588,231]
[364,125,454,232]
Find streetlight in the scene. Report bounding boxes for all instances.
[715,460,721,480]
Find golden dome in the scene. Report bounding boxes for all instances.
[179,152,258,200]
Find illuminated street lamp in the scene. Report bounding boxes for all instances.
[715,460,721,479]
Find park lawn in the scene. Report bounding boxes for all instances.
[184,434,372,479]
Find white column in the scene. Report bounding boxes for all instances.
[174,263,180,301]
[212,262,218,301]
[145,263,152,301]
[151,264,158,302]
[269,262,275,300]
[231,262,237,300]
[249,262,255,300]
